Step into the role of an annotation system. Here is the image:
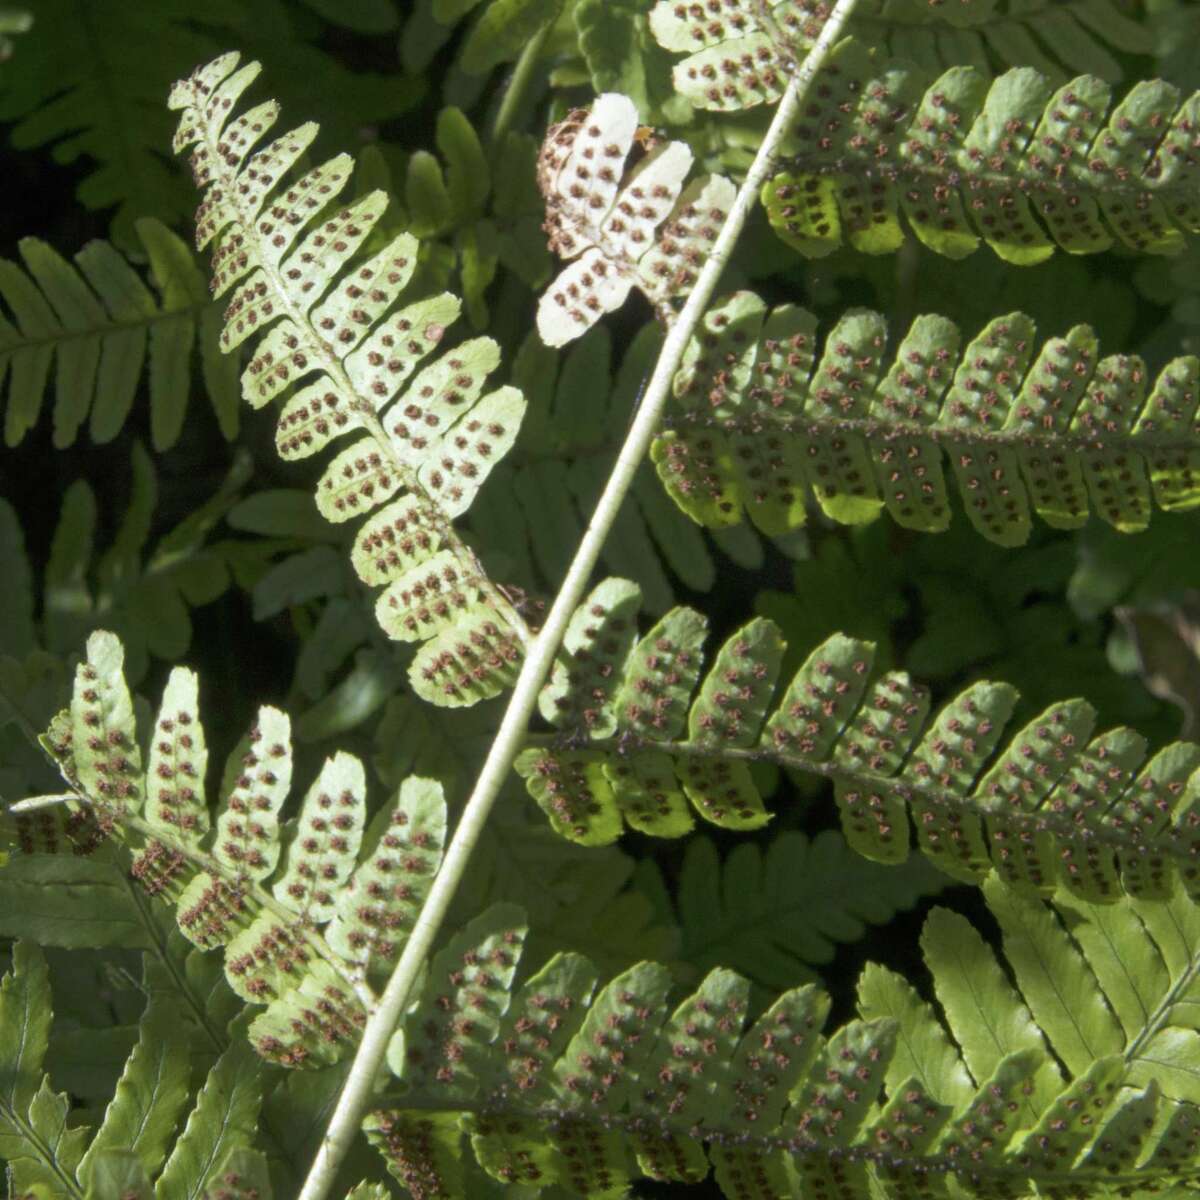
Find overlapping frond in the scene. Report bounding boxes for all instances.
[650,0,1154,109]
[477,323,798,616]
[760,38,1200,263]
[0,940,261,1199]
[650,290,1200,547]
[647,15,1200,264]
[0,219,237,448]
[23,630,450,1070]
[536,91,735,346]
[515,592,1200,906]
[364,886,1200,1199]
[169,53,531,707]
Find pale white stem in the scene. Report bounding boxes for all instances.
[296,4,861,1196]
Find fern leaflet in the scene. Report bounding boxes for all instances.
[515,587,1200,907]
[536,91,735,345]
[649,290,1200,546]
[354,885,1200,1199]
[169,53,533,707]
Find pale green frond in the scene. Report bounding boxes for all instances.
[169,52,532,708]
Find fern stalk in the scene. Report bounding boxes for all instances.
[295,2,864,1195]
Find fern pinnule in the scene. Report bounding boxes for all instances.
[650,290,1200,546]
[536,92,736,346]
[168,52,530,707]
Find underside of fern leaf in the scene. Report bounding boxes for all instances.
[763,40,1200,264]
[23,629,450,1071]
[649,290,1200,546]
[536,91,735,346]
[516,592,1200,907]
[649,19,1200,264]
[363,886,1200,1200]
[168,53,529,707]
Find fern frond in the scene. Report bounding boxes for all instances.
[361,886,1200,1199]
[0,942,88,1196]
[760,38,1200,263]
[665,830,948,989]
[169,56,530,705]
[0,0,420,246]
[24,629,454,1070]
[515,596,1200,906]
[650,0,1154,108]
[536,91,736,345]
[0,219,237,447]
[0,941,262,1199]
[649,290,1200,547]
[169,52,532,707]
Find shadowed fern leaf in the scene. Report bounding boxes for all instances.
[649,290,1200,547]
[0,219,237,448]
[660,830,949,989]
[516,594,1200,907]
[360,884,1200,1199]
[169,53,532,707]
[0,940,261,1199]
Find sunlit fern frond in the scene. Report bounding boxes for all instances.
[364,883,1200,1199]
[169,53,533,708]
[18,629,450,1070]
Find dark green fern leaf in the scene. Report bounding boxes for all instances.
[650,291,1200,547]
[0,219,237,448]
[0,0,421,247]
